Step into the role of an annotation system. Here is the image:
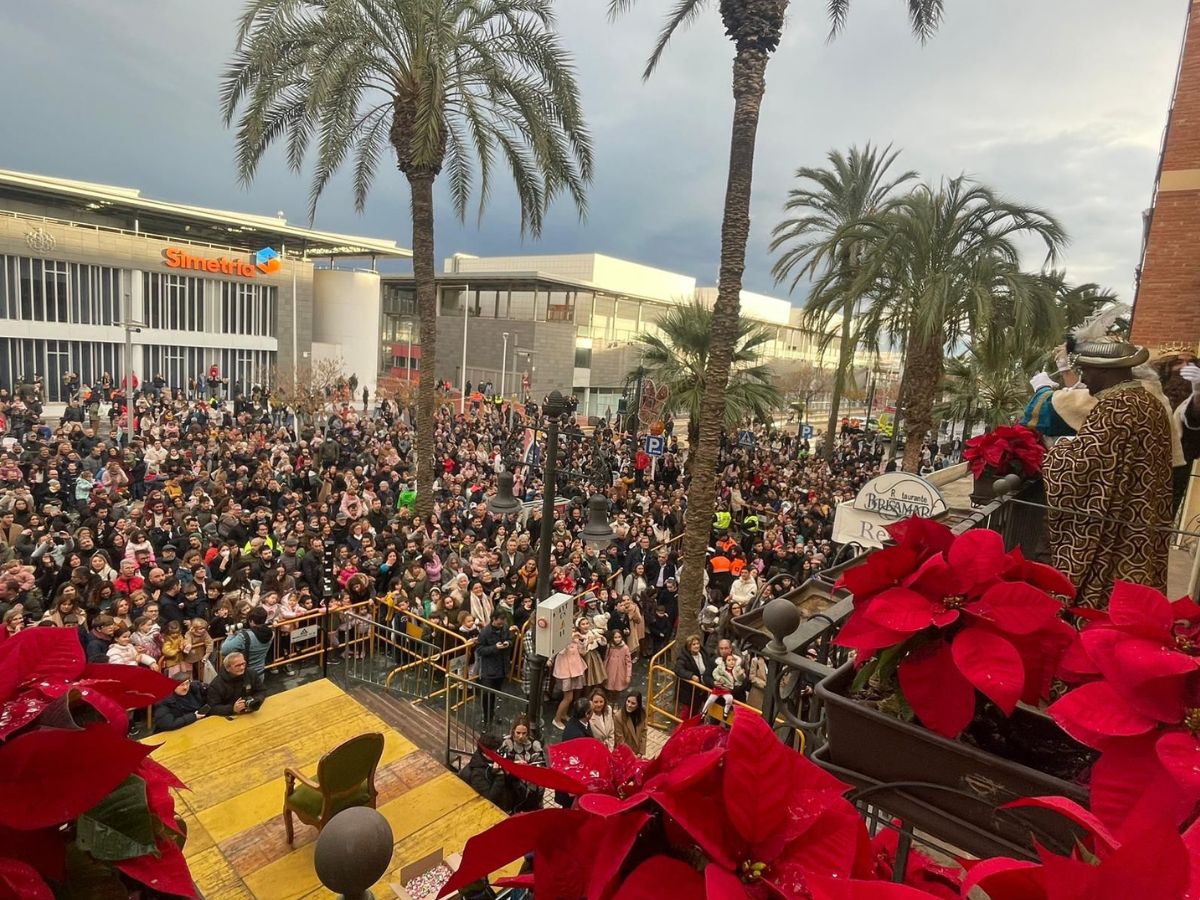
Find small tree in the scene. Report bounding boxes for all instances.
[776,362,830,423]
[270,358,346,431]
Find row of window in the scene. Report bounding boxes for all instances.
[0,256,123,325]
[0,339,277,405]
[0,253,278,338]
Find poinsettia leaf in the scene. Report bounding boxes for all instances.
[0,693,48,742]
[970,582,1063,636]
[885,517,955,559]
[0,825,66,882]
[834,603,910,655]
[704,864,752,900]
[0,628,84,705]
[1047,681,1158,748]
[653,770,739,870]
[1081,628,1199,700]
[440,809,585,899]
[608,743,648,792]
[947,529,1008,589]
[1007,555,1076,600]
[862,587,947,634]
[724,711,794,846]
[1003,797,1118,856]
[771,801,866,884]
[951,627,1024,715]
[0,725,152,829]
[836,545,919,599]
[78,664,176,710]
[59,844,130,900]
[959,856,1045,900]
[481,743,590,796]
[76,775,157,862]
[806,873,958,899]
[548,738,618,793]
[1154,730,1200,794]
[897,641,976,738]
[644,718,726,780]
[1086,735,1184,834]
[1106,582,1174,638]
[584,811,650,900]
[137,758,186,834]
[112,834,196,898]
[0,857,53,900]
[616,856,705,900]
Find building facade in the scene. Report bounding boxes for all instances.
[1131,2,1200,354]
[0,169,408,403]
[382,252,880,417]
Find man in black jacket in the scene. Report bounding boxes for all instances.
[474,611,512,726]
[458,732,515,812]
[207,652,267,716]
[299,536,326,598]
[83,613,116,663]
[153,674,208,732]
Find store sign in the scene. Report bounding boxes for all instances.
[163,246,281,278]
[832,472,948,549]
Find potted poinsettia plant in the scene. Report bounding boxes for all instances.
[439,711,965,898]
[963,424,1045,506]
[814,517,1090,858]
[0,627,193,899]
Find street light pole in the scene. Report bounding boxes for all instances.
[117,291,145,448]
[500,332,509,401]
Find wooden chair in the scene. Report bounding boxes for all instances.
[283,732,385,844]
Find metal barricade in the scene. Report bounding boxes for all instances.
[443,671,530,770]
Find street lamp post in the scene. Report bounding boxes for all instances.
[488,389,613,733]
[116,294,146,447]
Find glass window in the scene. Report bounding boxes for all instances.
[574,346,592,368]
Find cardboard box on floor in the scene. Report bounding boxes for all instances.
[391,849,462,900]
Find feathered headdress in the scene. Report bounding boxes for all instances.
[1066,303,1146,368]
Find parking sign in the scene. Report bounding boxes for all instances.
[644,434,665,457]
[800,424,814,439]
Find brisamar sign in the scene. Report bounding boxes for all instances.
[832,472,948,549]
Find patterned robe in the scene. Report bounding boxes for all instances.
[1043,381,1172,609]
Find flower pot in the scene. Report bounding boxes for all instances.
[731,577,850,651]
[814,662,1089,860]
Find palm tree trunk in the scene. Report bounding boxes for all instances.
[900,332,942,471]
[686,415,700,471]
[823,296,853,460]
[408,172,437,520]
[677,45,769,636]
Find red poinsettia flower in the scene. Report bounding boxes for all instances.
[962,796,1200,900]
[962,425,1045,479]
[1048,581,1200,830]
[838,529,1067,737]
[866,823,962,898]
[0,628,190,898]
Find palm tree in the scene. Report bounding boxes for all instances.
[938,338,1048,436]
[220,0,592,519]
[769,144,916,461]
[609,0,945,634]
[632,299,782,453]
[846,178,1066,471]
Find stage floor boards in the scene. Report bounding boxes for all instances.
[145,679,507,899]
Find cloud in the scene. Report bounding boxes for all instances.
[0,0,1185,304]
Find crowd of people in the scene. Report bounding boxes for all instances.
[0,367,887,759]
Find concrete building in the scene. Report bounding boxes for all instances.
[0,168,409,402]
[1131,2,1200,354]
[382,252,878,417]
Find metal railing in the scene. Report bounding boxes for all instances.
[211,599,375,677]
[443,672,529,771]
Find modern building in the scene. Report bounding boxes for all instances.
[0,168,409,403]
[382,252,880,417]
[1131,2,1200,355]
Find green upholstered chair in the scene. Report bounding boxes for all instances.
[283,732,385,844]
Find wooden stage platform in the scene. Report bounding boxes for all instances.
[145,679,507,899]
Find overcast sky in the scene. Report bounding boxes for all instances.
[0,0,1186,301]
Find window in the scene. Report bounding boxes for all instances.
[144,272,204,331]
[219,281,276,336]
[574,346,592,369]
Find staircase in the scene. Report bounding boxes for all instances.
[350,684,457,767]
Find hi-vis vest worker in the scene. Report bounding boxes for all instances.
[743,513,760,533]
[713,510,732,531]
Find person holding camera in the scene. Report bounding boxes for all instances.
[153,672,209,732]
[207,651,266,716]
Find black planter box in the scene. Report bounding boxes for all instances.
[815,662,1089,859]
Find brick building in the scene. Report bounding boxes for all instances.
[1132,2,1200,354]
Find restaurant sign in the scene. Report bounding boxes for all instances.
[832,472,948,549]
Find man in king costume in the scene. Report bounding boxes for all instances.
[1042,334,1173,609]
